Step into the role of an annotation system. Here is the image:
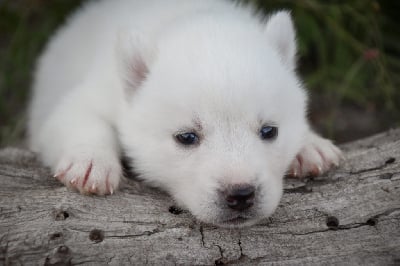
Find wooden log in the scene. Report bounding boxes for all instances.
[1,129,399,265]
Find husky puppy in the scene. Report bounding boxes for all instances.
[29,0,341,227]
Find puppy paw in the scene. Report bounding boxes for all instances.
[54,154,121,195]
[289,133,342,178]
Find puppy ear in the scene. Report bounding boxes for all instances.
[264,11,297,69]
[116,31,156,95]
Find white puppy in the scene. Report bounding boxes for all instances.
[29,0,341,227]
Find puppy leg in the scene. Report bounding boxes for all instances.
[289,130,342,178]
[35,92,122,195]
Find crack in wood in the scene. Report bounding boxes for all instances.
[108,229,161,239]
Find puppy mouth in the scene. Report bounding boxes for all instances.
[225,216,249,224]
[218,215,256,227]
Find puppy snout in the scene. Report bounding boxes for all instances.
[223,184,255,211]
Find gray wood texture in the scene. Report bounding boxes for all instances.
[1,129,399,265]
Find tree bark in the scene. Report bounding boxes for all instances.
[1,129,399,265]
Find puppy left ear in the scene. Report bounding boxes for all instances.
[116,30,156,95]
[264,11,297,70]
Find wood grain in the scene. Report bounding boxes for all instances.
[1,129,399,265]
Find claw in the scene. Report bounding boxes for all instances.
[56,175,65,182]
[54,163,72,182]
[89,183,97,193]
[318,166,322,174]
[332,146,344,160]
[70,179,77,185]
[311,165,322,176]
[292,170,298,177]
[105,171,111,194]
[54,173,66,181]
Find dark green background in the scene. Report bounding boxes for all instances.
[1,0,399,146]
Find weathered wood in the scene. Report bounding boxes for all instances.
[1,129,399,265]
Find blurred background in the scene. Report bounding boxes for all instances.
[0,0,399,147]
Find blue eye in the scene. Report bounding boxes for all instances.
[175,132,199,145]
[260,126,278,140]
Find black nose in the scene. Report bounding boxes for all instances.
[224,185,255,211]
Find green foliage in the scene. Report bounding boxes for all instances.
[0,0,82,146]
[0,0,399,146]
[249,0,400,119]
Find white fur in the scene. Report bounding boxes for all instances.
[28,0,341,227]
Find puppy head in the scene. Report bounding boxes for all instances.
[118,11,308,227]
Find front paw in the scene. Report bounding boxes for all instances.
[289,134,342,178]
[54,154,121,195]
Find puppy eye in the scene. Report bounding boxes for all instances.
[175,132,199,146]
[260,126,278,140]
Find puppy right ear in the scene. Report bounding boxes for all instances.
[116,31,156,95]
[264,11,297,70]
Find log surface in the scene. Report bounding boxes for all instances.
[1,129,400,265]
